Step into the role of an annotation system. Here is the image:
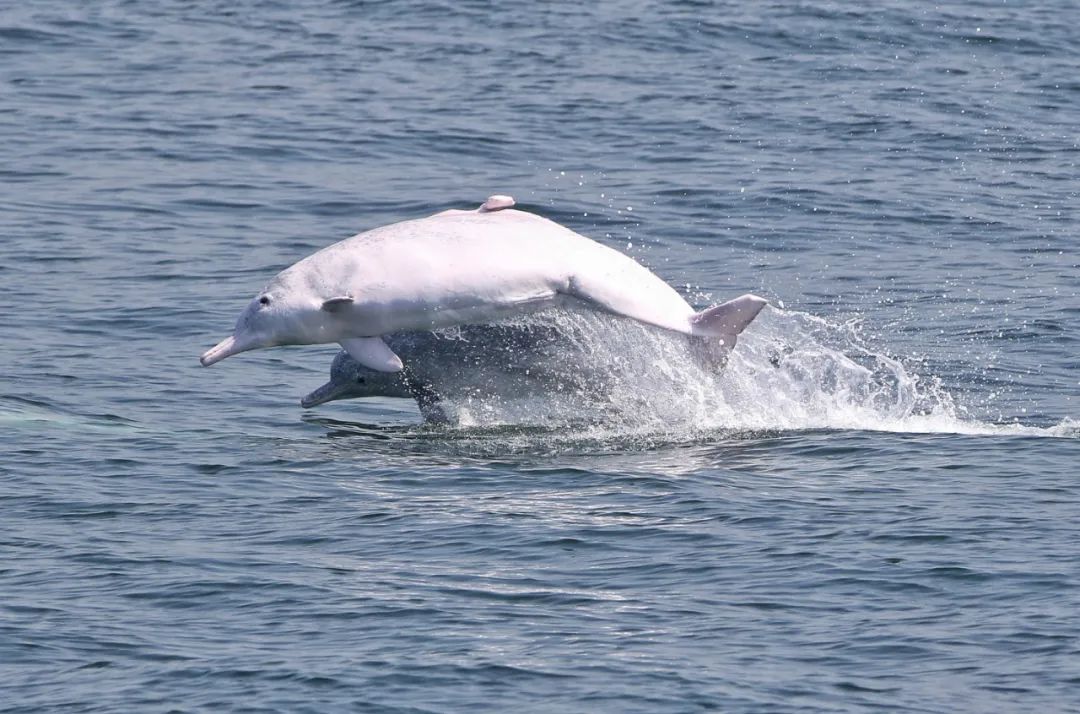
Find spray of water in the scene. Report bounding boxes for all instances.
[427,307,1074,439]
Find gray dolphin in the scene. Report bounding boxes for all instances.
[301,306,766,423]
[301,322,604,423]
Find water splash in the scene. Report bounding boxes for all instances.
[425,307,1073,439]
[720,307,962,433]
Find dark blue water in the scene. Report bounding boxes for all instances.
[3,2,1078,711]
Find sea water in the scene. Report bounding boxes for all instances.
[2,1,1078,712]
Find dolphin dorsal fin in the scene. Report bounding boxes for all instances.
[478,195,515,212]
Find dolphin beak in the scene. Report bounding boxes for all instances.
[300,380,353,408]
[200,334,253,366]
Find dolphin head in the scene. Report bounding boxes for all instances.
[201,274,337,367]
[300,351,411,407]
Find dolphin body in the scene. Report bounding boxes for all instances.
[200,195,767,373]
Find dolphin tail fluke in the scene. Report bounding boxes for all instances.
[690,294,768,349]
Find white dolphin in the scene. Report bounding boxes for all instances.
[200,195,767,372]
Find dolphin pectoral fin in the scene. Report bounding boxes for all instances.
[402,374,449,424]
[339,337,404,373]
[417,400,449,425]
[322,296,354,312]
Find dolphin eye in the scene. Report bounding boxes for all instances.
[356,377,366,384]
[259,296,270,306]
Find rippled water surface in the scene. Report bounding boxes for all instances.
[3,1,1079,712]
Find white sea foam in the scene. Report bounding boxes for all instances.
[438,307,1074,439]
